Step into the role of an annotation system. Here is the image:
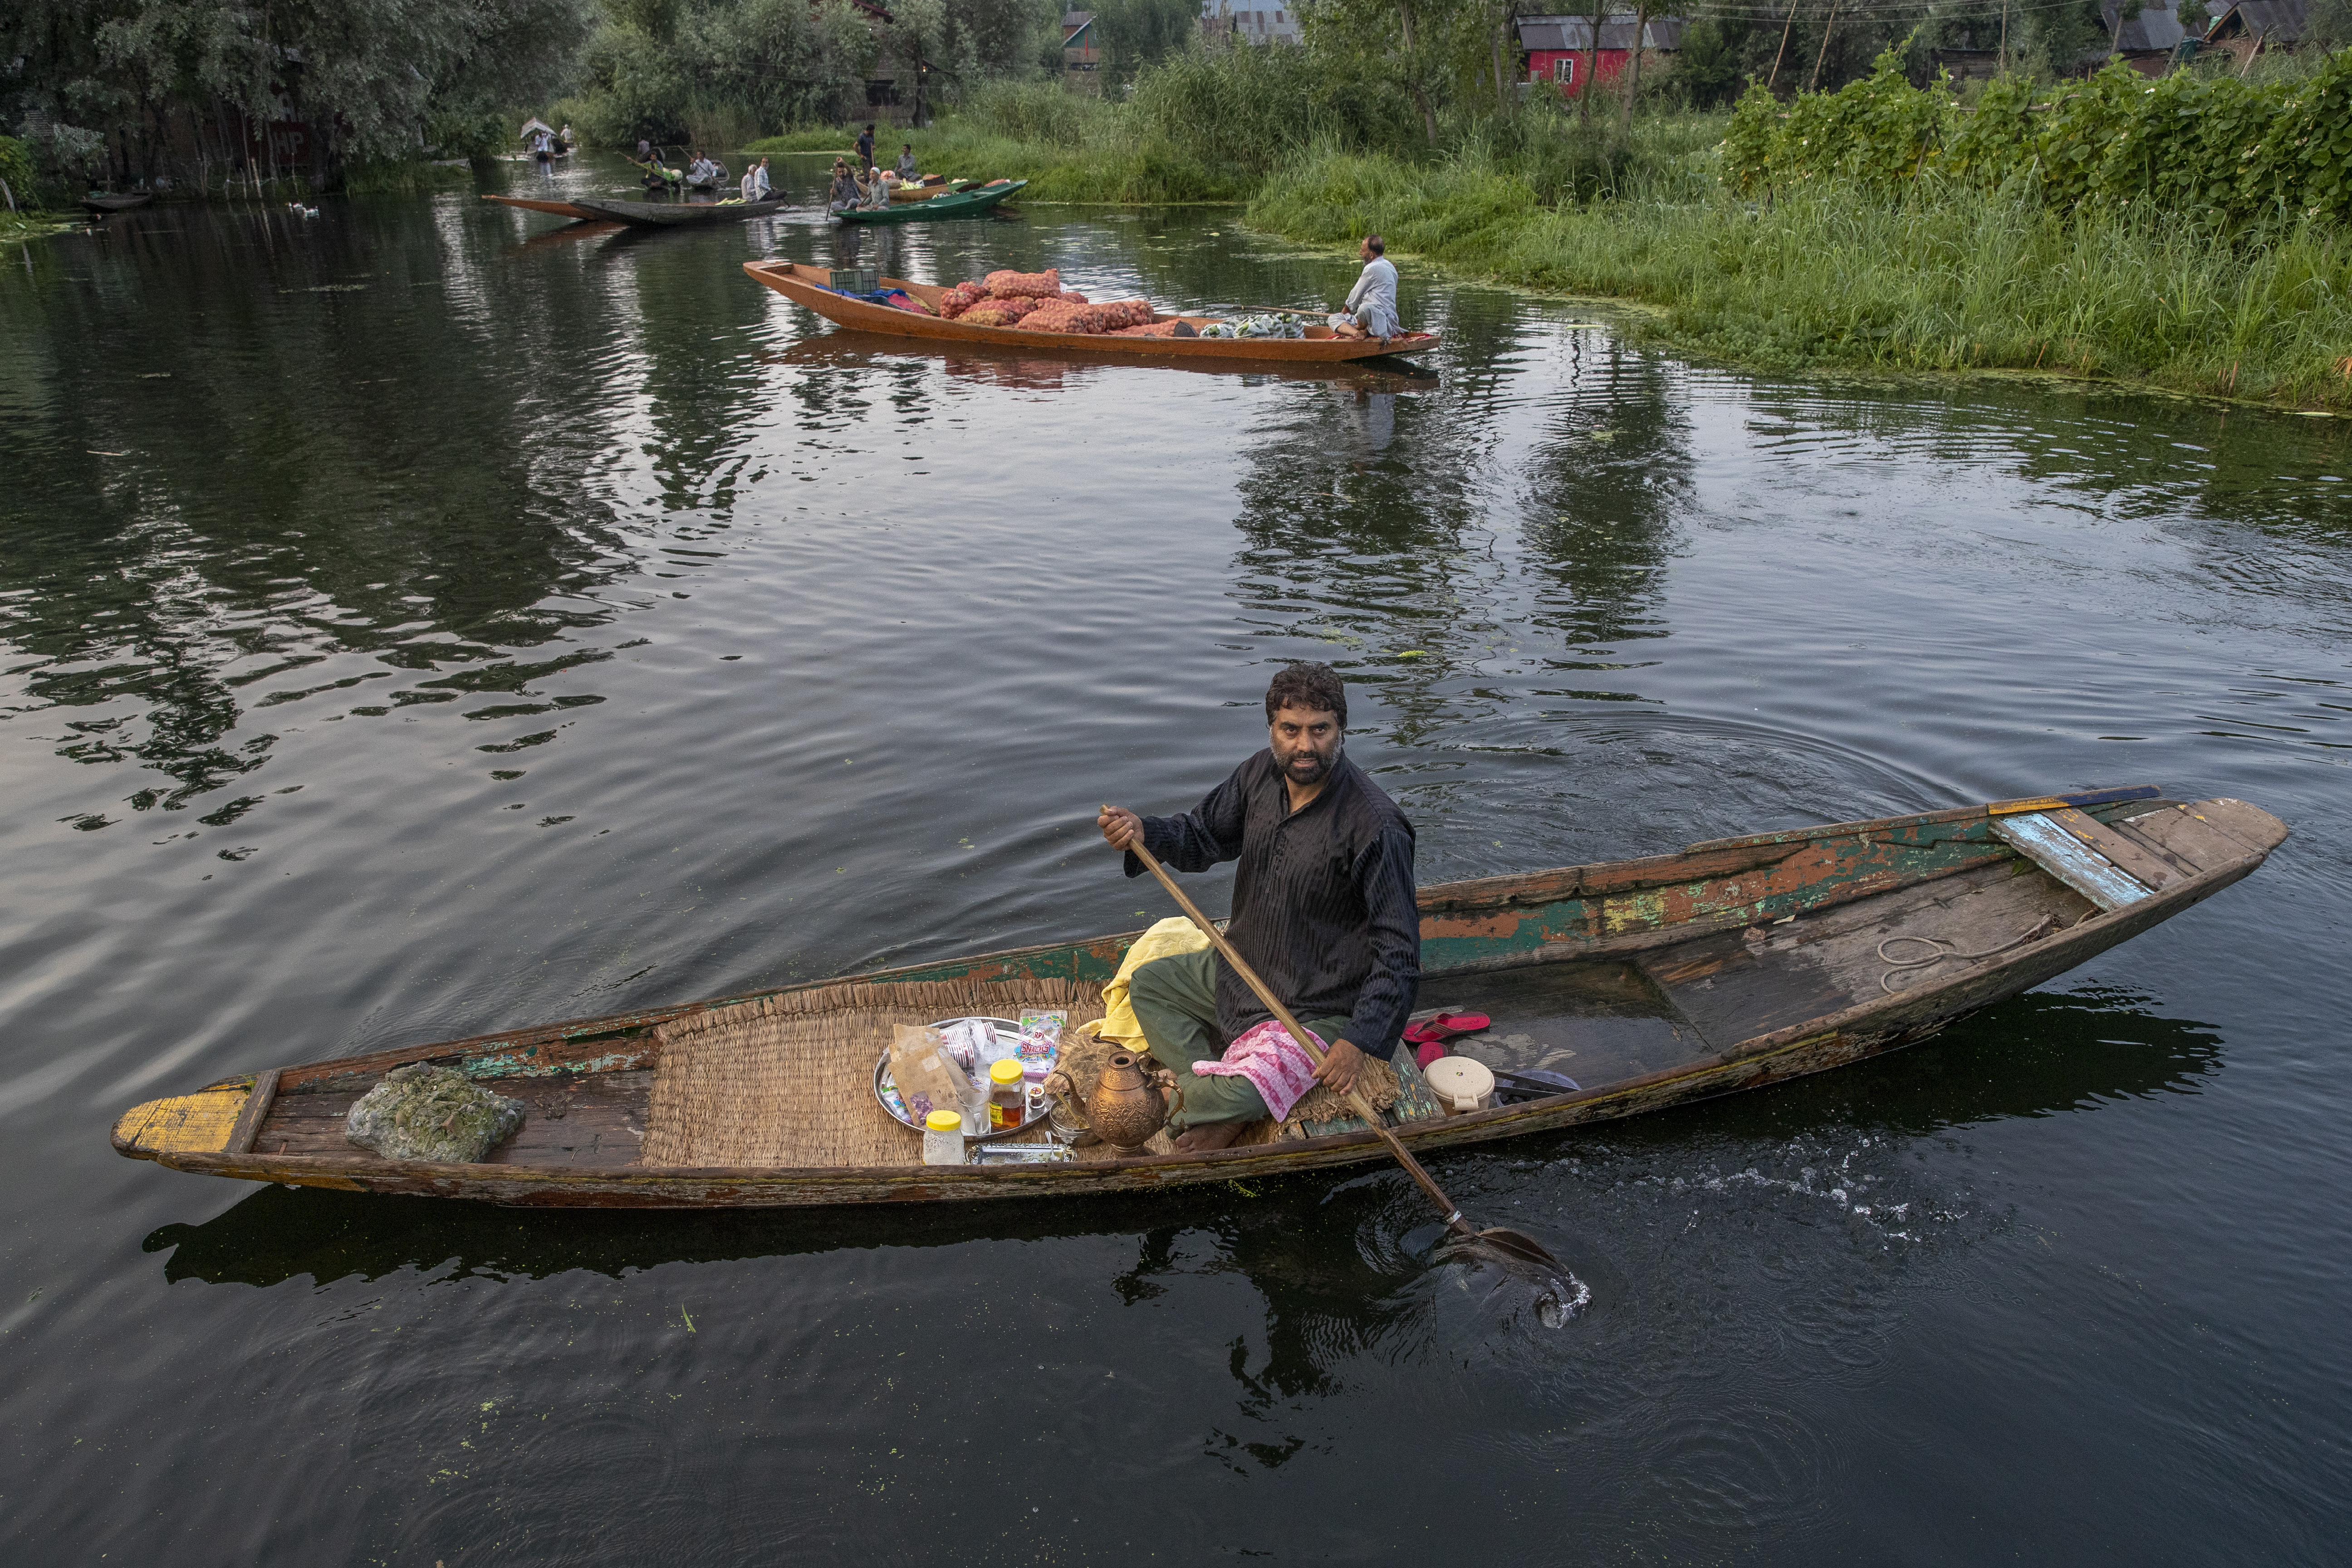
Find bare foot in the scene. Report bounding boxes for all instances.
[1175,1122,1245,1153]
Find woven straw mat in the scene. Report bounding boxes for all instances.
[641,979,1103,1168]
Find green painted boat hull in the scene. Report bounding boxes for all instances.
[834,180,1026,224]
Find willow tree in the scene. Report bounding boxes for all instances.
[1299,0,1494,143]
[4,0,593,188]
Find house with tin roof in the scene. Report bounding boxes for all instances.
[1512,14,1686,98]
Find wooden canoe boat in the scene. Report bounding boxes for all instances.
[833,179,1024,224]
[480,194,598,221]
[573,195,791,227]
[80,192,152,214]
[759,332,1444,391]
[111,789,2285,1209]
[746,260,1442,363]
[889,175,952,201]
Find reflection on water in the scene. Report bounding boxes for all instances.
[4,166,2351,1565]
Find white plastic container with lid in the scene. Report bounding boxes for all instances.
[1424,1056,1496,1115]
[922,1108,967,1165]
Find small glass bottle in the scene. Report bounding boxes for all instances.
[922,1108,965,1166]
[989,1058,1026,1130]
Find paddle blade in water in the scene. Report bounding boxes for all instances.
[1439,1225,1589,1328]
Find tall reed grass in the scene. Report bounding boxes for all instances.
[1251,151,2352,409]
[746,82,1246,201]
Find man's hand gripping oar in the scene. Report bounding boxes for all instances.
[1101,807,1572,1292]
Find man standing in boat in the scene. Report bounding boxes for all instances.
[1097,663,1420,1152]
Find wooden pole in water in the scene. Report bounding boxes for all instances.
[1999,0,2010,72]
[1808,0,1840,91]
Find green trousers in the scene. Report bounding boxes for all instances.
[1127,947,1351,1134]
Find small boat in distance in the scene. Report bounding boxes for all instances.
[80,192,152,215]
[480,194,599,221]
[575,195,790,227]
[834,178,1025,224]
[109,789,2287,1210]
[745,260,1440,363]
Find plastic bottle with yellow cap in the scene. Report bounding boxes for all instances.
[922,1107,966,1166]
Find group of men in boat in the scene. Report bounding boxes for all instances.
[1098,662,1420,1151]
[825,144,920,215]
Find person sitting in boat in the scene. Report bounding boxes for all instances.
[859,162,893,210]
[895,144,919,181]
[687,151,712,184]
[826,159,860,214]
[741,157,772,204]
[1096,662,1419,1153]
[1332,234,1400,344]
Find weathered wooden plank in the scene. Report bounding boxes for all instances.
[1991,813,2151,911]
[1680,784,2157,853]
[110,1087,247,1156]
[1986,784,2162,817]
[2045,807,2181,891]
[2182,799,2292,857]
[222,1068,280,1155]
[2123,803,2283,873]
[2102,813,2201,877]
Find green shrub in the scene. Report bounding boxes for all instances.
[1725,46,2352,230]
[0,136,39,209]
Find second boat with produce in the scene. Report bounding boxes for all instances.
[745,261,1439,363]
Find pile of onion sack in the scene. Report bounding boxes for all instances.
[926,270,1161,333]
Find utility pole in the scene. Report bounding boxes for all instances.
[1768,0,1798,91]
[1808,0,1840,90]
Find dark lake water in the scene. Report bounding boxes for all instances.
[4,153,2349,1564]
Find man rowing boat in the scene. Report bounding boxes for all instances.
[1097,662,1420,1152]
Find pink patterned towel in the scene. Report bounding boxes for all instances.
[1192,1019,1323,1122]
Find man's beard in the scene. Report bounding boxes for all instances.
[1282,748,1334,786]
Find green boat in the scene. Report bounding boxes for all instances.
[833,179,1025,225]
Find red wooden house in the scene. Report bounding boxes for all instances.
[1512,14,1685,97]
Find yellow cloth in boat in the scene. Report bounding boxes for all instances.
[1079,917,1210,1049]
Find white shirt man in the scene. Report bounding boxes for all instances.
[741,159,770,202]
[1342,237,1399,340]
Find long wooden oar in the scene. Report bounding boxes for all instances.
[1113,817,1571,1285]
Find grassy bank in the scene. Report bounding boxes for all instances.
[738,73,2352,412]
[746,122,1246,202]
[0,209,75,240]
[743,80,1250,203]
[1250,150,2352,411]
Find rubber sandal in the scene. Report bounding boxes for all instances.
[1403,1011,1491,1046]
[1405,1012,1491,1069]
